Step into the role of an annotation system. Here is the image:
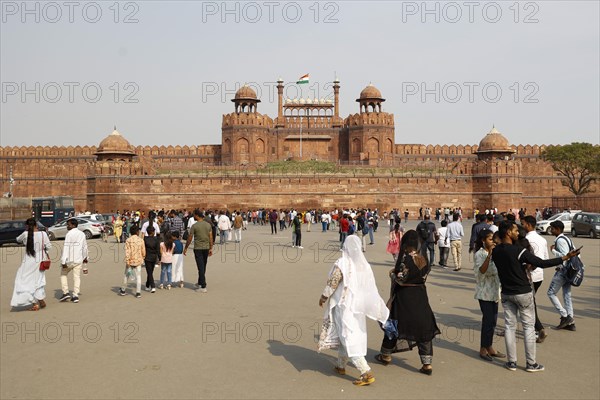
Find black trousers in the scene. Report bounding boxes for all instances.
[295,230,302,246]
[533,280,544,332]
[381,336,433,365]
[478,299,498,348]
[144,260,156,289]
[270,221,277,234]
[193,249,209,288]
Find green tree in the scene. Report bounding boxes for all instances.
[542,142,600,196]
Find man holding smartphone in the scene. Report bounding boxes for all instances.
[492,221,581,372]
[59,218,88,303]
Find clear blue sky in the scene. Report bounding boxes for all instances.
[1,0,598,147]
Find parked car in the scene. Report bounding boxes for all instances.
[0,220,47,246]
[47,217,103,240]
[101,214,115,223]
[78,214,114,235]
[536,212,573,235]
[571,212,600,238]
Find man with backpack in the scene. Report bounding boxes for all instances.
[356,211,368,252]
[417,215,439,266]
[548,221,577,331]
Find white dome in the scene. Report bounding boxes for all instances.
[299,98,305,104]
[306,98,312,104]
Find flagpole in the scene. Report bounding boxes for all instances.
[300,114,302,159]
[300,84,303,159]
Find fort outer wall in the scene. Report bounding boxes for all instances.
[80,169,569,215]
[0,144,593,215]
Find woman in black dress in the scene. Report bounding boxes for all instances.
[375,230,441,375]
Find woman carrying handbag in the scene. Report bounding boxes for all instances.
[11,218,51,311]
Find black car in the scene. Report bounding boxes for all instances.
[571,212,600,239]
[0,220,47,246]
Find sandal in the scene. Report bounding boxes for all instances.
[374,354,391,366]
[353,372,375,386]
[334,367,346,375]
[28,303,40,311]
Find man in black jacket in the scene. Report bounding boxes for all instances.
[469,214,488,253]
[417,215,438,266]
[492,221,580,373]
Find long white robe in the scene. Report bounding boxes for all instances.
[11,231,51,307]
[172,253,184,282]
[319,235,389,357]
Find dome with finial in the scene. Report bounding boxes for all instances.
[234,85,258,100]
[477,126,515,154]
[359,83,383,99]
[95,127,135,156]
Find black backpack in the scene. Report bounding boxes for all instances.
[417,222,430,241]
[557,236,585,287]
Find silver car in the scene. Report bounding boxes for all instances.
[47,217,102,240]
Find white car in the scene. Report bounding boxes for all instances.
[536,213,573,235]
[47,217,103,240]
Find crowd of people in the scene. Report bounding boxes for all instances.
[9,205,584,385]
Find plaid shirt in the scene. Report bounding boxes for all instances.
[169,216,185,236]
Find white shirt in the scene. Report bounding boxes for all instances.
[447,221,464,241]
[526,230,549,282]
[61,228,88,266]
[217,214,231,230]
[141,221,160,237]
[187,217,196,230]
[437,227,450,248]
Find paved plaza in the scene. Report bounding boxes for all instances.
[1,220,599,399]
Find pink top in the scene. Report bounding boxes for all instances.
[160,242,174,264]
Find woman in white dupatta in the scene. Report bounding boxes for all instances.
[318,235,389,386]
[11,218,51,311]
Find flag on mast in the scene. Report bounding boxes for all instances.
[296,74,309,85]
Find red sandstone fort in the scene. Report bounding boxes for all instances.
[0,82,594,213]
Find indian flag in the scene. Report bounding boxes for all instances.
[296,74,309,85]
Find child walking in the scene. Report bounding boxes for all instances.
[171,231,185,288]
[159,233,174,290]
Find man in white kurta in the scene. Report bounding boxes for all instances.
[60,219,89,303]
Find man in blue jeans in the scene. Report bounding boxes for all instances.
[183,210,213,293]
[492,221,580,372]
[548,221,576,331]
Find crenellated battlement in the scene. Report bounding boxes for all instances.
[344,112,395,127]
[222,112,274,128]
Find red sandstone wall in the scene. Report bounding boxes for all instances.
[85,171,580,215]
[0,143,593,215]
